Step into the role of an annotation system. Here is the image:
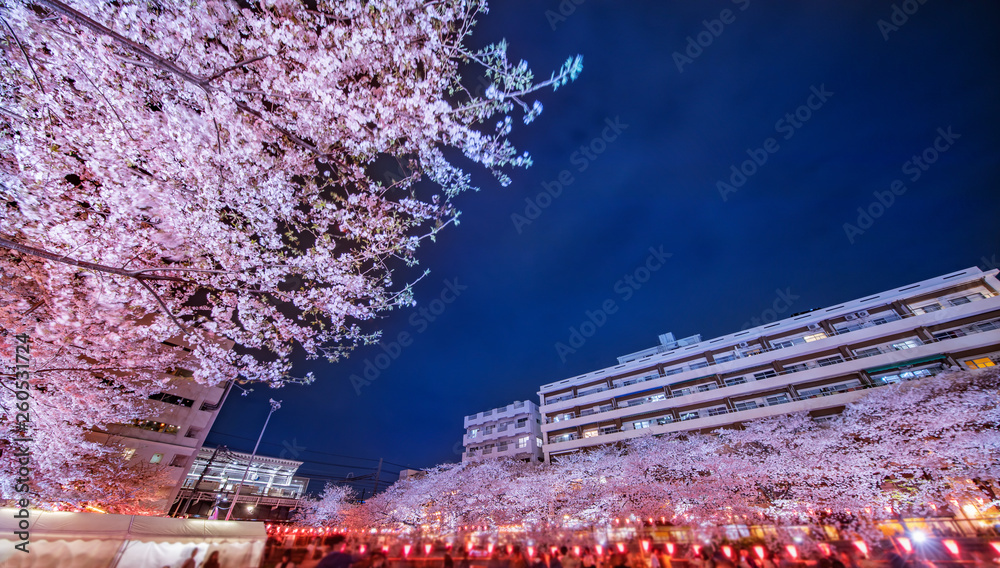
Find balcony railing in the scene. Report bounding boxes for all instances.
[542,315,1000,424]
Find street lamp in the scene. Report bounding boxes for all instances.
[225,398,281,521]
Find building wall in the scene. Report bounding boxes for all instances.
[84,340,234,513]
[462,400,544,463]
[538,267,1000,461]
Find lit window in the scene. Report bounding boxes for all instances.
[633,420,651,429]
[536,437,543,447]
[469,428,478,439]
[517,436,529,449]
[150,453,163,464]
[803,333,828,342]
[584,430,598,438]
[892,340,920,350]
[122,448,136,461]
[965,358,996,369]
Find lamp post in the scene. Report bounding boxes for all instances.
[225,398,281,521]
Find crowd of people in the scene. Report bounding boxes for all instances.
[268,535,998,568]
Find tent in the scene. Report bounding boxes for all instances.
[0,508,266,567]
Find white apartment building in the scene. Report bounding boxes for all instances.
[539,267,1000,462]
[170,446,309,521]
[463,400,545,463]
[84,339,234,513]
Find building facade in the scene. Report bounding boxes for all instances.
[170,446,310,521]
[538,267,1000,462]
[463,400,545,463]
[84,339,234,513]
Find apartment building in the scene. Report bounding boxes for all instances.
[170,446,309,521]
[84,339,234,513]
[538,267,1000,462]
[463,400,545,463]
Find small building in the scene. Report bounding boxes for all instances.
[170,447,310,521]
[462,400,544,463]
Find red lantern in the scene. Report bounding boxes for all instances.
[942,541,959,556]
[666,544,675,556]
[722,546,733,559]
[754,546,765,560]
[642,541,651,554]
[785,545,797,559]
[896,538,912,554]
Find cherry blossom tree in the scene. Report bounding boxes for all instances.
[295,482,356,527]
[341,370,999,541]
[0,0,581,502]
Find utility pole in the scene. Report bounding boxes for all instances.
[371,458,383,494]
[226,398,281,521]
[176,444,226,517]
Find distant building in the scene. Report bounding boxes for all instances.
[170,446,310,521]
[538,267,1000,461]
[462,400,544,463]
[84,339,234,513]
[398,468,424,480]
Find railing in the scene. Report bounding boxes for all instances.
[540,300,998,409]
[542,315,1000,424]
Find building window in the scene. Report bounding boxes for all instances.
[715,354,736,364]
[766,394,790,406]
[724,377,747,387]
[817,355,844,367]
[169,454,188,467]
[150,453,163,464]
[656,416,673,425]
[665,368,683,376]
[516,418,527,428]
[772,340,796,349]
[803,332,828,342]
[633,420,651,429]
[734,401,758,411]
[122,447,136,461]
[517,436,529,449]
[892,340,920,350]
[148,392,195,407]
[965,357,996,369]
[536,437,543,447]
[483,425,493,434]
[949,296,972,306]
[690,362,709,370]
[706,406,728,417]
[469,428,479,439]
[132,419,180,435]
[753,370,777,380]
[784,363,809,373]
[853,347,881,358]
[679,411,699,421]
[584,430,598,438]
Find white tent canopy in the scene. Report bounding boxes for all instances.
[0,508,266,568]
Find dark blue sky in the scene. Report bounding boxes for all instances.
[210,1,1000,493]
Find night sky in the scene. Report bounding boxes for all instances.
[209,1,1000,494]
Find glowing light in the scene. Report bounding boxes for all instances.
[426,544,433,555]
[785,545,798,559]
[528,547,535,558]
[383,546,390,554]
[722,546,733,559]
[467,542,474,552]
[989,542,1000,555]
[403,545,412,557]
[596,545,604,556]
[617,544,626,554]
[488,544,495,555]
[942,540,959,556]
[360,545,367,555]
[666,544,675,556]
[692,545,702,556]
[574,546,582,556]
[818,543,831,557]
[642,541,651,554]
[552,547,559,555]
[962,504,979,518]
[897,538,913,554]
[507,545,513,555]
[911,531,927,544]
[853,541,869,557]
